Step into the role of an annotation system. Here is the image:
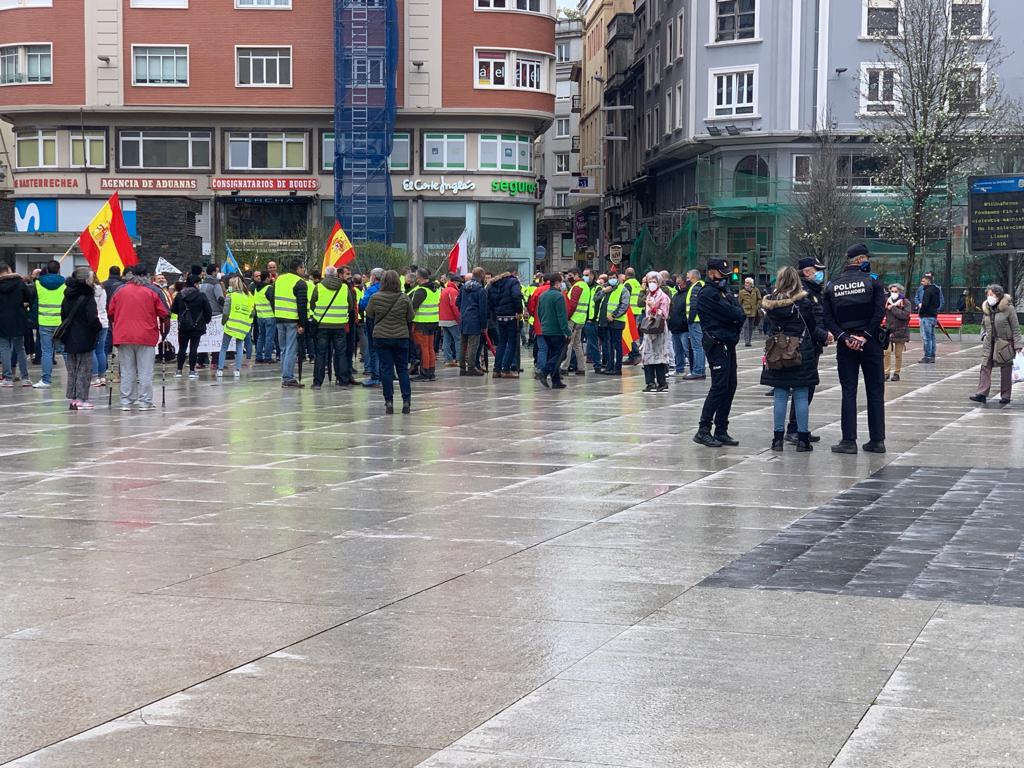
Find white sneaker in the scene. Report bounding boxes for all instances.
[120,404,133,411]
[137,403,155,411]
[32,381,50,389]
[233,370,240,379]
[21,379,33,388]
[216,370,223,378]
[0,379,13,388]
[666,370,677,377]
[174,371,182,379]
[188,372,199,380]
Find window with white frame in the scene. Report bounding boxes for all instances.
[712,68,756,117]
[676,11,685,58]
[15,130,56,168]
[236,46,291,87]
[0,0,53,8]
[667,20,675,64]
[645,52,652,90]
[129,0,187,6]
[861,64,897,113]
[865,0,899,37]
[793,154,811,185]
[556,117,570,137]
[555,152,569,173]
[949,65,984,113]
[476,0,544,13]
[0,44,51,85]
[555,191,569,208]
[424,133,466,170]
[556,41,570,63]
[654,43,661,72]
[479,134,532,172]
[322,132,335,171]
[228,131,306,170]
[666,89,674,133]
[476,49,548,91]
[515,56,542,90]
[71,130,106,168]
[119,130,211,169]
[390,132,410,170]
[350,52,385,87]
[952,0,985,37]
[476,51,507,87]
[675,83,683,128]
[653,105,660,144]
[236,0,291,7]
[716,0,756,42]
[132,45,188,86]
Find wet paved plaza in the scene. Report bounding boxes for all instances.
[1,337,1023,767]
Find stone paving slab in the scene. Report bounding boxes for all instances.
[1,339,1023,766]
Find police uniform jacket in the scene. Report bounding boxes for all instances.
[695,280,746,346]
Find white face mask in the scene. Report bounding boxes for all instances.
[890,291,899,298]
[648,282,659,292]
[987,295,998,306]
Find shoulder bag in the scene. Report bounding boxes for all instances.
[53,296,88,343]
[764,304,807,370]
[640,312,665,335]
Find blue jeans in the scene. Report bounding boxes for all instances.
[495,319,518,373]
[277,322,299,382]
[584,321,600,368]
[93,327,108,377]
[376,337,411,403]
[920,317,936,358]
[244,331,253,361]
[774,387,809,433]
[38,325,63,384]
[535,335,548,373]
[256,317,276,361]
[364,318,379,381]
[1,336,29,380]
[671,331,689,374]
[441,324,461,364]
[688,322,705,375]
[218,334,244,372]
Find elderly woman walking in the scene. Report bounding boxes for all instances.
[971,284,1021,406]
[640,271,673,393]
[884,283,911,382]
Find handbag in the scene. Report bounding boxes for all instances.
[640,313,665,335]
[763,304,806,370]
[52,296,87,343]
[876,325,891,351]
[994,338,1016,366]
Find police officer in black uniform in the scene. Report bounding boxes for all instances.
[785,256,832,443]
[693,258,746,448]
[822,244,887,454]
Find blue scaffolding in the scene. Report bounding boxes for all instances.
[334,0,398,244]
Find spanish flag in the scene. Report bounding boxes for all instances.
[322,221,356,272]
[80,193,138,280]
[622,308,639,355]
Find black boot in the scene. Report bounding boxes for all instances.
[385,401,394,414]
[402,400,411,414]
[969,394,987,404]
[714,430,739,447]
[693,427,723,448]
[796,432,813,452]
[771,431,785,451]
[784,429,798,444]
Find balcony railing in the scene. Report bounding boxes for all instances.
[571,95,581,113]
[571,136,580,153]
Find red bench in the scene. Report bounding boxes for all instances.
[909,313,964,340]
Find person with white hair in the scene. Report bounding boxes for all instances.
[640,271,673,393]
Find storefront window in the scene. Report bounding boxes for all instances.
[223,197,309,239]
[423,201,466,248]
[480,202,530,252]
[392,200,409,251]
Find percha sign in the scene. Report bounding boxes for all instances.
[491,179,537,197]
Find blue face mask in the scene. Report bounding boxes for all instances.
[859,261,872,273]
[814,271,825,284]
[609,278,618,286]
[583,275,592,284]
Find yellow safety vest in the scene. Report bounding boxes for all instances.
[624,278,642,315]
[354,287,364,320]
[36,282,66,328]
[570,280,593,325]
[607,284,624,320]
[253,285,272,318]
[686,280,704,324]
[412,285,440,323]
[312,284,350,324]
[224,292,255,340]
[273,273,301,321]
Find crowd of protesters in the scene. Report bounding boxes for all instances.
[0,250,1018,443]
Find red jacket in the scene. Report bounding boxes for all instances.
[439,283,461,323]
[108,281,170,347]
[527,283,554,334]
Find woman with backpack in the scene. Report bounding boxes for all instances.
[59,267,102,410]
[170,273,212,379]
[760,266,820,452]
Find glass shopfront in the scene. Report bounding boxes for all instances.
[222,196,309,239]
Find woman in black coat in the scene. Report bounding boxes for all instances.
[760,266,819,452]
[60,267,102,410]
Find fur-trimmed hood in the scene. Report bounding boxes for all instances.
[761,290,807,311]
[982,294,1014,315]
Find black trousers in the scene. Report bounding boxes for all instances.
[644,363,667,387]
[836,337,886,442]
[314,326,345,386]
[699,341,738,432]
[176,330,203,372]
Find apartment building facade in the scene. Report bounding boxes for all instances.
[601,0,1022,277]
[535,17,582,273]
[0,0,555,274]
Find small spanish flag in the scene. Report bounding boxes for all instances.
[322,221,356,272]
[80,192,138,280]
[622,308,639,355]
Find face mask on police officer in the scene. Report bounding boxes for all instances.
[859,261,872,273]
[814,271,825,284]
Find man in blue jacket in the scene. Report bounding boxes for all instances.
[486,267,523,379]
[456,267,488,376]
[693,258,746,448]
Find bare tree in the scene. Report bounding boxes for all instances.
[790,124,856,276]
[867,0,1007,287]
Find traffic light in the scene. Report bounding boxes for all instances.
[731,265,741,284]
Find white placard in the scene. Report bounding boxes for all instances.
[161,316,226,354]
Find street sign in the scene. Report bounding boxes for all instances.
[968,174,1024,252]
[535,245,547,262]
